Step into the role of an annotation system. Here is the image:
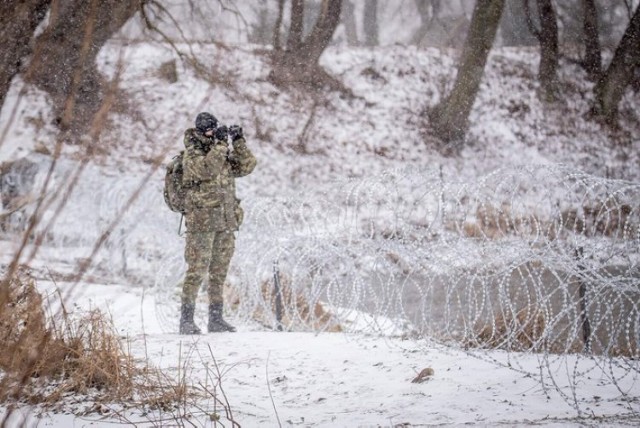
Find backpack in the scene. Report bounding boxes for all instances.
[164,151,187,213]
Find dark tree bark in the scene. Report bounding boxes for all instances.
[24,0,140,134]
[593,4,640,125]
[428,0,504,148]
[342,0,358,46]
[289,0,305,52]
[303,0,342,65]
[582,0,602,80]
[270,0,344,91]
[0,0,51,111]
[525,0,559,101]
[536,0,559,101]
[273,0,286,50]
[363,0,378,46]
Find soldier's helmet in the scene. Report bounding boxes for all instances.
[195,112,218,133]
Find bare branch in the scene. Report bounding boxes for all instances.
[140,0,237,90]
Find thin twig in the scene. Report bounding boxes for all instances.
[206,344,240,427]
[265,351,282,428]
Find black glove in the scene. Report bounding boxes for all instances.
[229,125,243,142]
[215,125,229,142]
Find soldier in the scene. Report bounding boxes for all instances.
[179,112,257,334]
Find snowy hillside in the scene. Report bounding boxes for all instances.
[1,27,640,427]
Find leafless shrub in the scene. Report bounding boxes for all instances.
[0,267,198,416]
[194,345,241,427]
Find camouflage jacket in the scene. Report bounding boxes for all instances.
[182,128,257,232]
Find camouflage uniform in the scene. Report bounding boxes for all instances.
[181,128,257,307]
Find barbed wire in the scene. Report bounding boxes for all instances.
[6,160,638,415]
[231,164,639,414]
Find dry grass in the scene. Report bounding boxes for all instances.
[461,203,545,240]
[0,267,137,404]
[461,200,637,241]
[469,300,639,357]
[0,266,195,415]
[260,274,343,332]
[473,304,547,352]
[228,273,342,332]
[561,202,636,237]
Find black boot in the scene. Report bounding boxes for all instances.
[179,303,202,335]
[208,303,236,333]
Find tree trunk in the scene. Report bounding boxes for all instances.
[363,0,378,47]
[303,0,342,65]
[593,4,640,125]
[582,0,602,80]
[0,0,51,111]
[536,0,559,101]
[24,0,140,134]
[273,0,286,51]
[428,0,504,148]
[271,0,344,91]
[342,0,358,46]
[288,0,305,52]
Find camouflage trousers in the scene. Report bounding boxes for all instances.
[181,230,235,306]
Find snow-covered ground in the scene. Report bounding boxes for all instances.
[1,14,640,427]
[0,275,638,427]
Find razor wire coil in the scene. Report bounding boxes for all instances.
[13,161,639,415]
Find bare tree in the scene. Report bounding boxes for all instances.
[593,4,640,125]
[0,0,51,111]
[525,0,559,101]
[582,0,602,80]
[271,0,344,90]
[428,0,504,148]
[363,0,378,46]
[24,0,141,135]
